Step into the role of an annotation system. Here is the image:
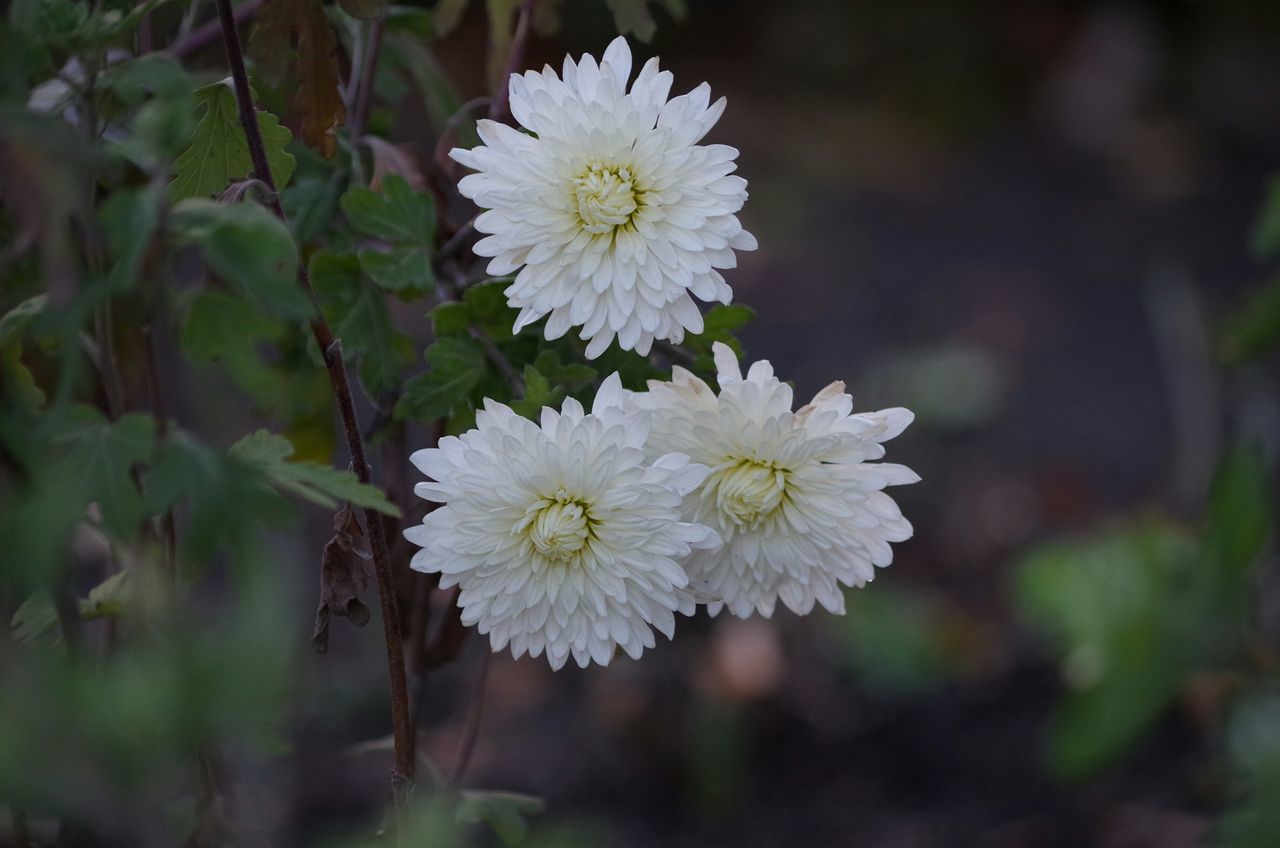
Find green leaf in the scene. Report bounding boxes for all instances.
[102,53,191,106]
[1220,276,1280,365]
[430,301,471,336]
[169,198,311,320]
[604,0,685,42]
[509,364,563,419]
[463,279,518,337]
[0,295,48,348]
[1218,694,1280,847]
[1205,446,1274,579]
[180,288,288,401]
[358,245,433,296]
[1014,520,1204,780]
[170,80,296,201]
[228,430,400,516]
[395,336,486,422]
[10,592,61,649]
[55,408,156,540]
[283,171,344,244]
[1252,174,1280,260]
[454,790,545,845]
[310,250,414,397]
[98,187,159,291]
[340,173,435,246]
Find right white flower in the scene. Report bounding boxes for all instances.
[634,342,919,618]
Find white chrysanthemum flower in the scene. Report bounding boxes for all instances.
[450,36,757,359]
[633,343,919,618]
[404,375,720,670]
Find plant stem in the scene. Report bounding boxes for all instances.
[489,0,536,121]
[211,0,416,805]
[348,17,384,147]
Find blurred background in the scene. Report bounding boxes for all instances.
[384,1,1280,845]
[5,0,1280,846]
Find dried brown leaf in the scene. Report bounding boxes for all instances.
[249,0,346,158]
[312,504,372,652]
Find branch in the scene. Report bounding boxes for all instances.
[489,0,536,122]
[211,0,415,806]
[169,0,261,59]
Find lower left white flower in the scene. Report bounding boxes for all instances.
[405,375,721,670]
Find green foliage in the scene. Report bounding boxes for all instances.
[170,80,297,201]
[310,249,417,397]
[455,790,547,844]
[681,303,755,377]
[832,588,958,694]
[55,407,156,539]
[341,173,436,296]
[1016,520,1200,780]
[1220,275,1280,364]
[228,430,400,516]
[169,198,312,319]
[397,335,488,425]
[1205,446,1275,579]
[1217,692,1280,847]
[605,0,686,42]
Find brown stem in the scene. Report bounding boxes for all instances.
[212,0,415,802]
[489,0,536,121]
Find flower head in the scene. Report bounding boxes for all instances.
[450,37,756,359]
[633,343,919,618]
[404,376,720,669]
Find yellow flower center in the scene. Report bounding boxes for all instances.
[521,491,594,563]
[707,458,788,529]
[573,162,640,233]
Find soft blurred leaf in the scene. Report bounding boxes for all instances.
[455,790,546,844]
[1205,447,1274,579]
[1251,175,1280,260]
[1015,520,1205,780]
[11,592,61,648]
[98,187,159,291]
[228,430,401,516]
[170,80,296,200]
[169,198,311,320]
[605,0,685,42]
[55,407,156,539]
[1220,276,1280,365]
[181,288,288,400]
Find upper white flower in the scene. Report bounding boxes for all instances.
[404,375,720,670]
[633,343,919,618]
[450,36,757,359]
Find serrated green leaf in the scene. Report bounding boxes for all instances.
[340,173,435,245]
[310,250,413,398]
[430,301,471,335]
[169,198,311,320]
[170,80,296,201]
[395,336,486,422]
[358,245,433,296]
[55,408,156,539]
[509,364,563,418]
[283,171,344,244]
[463,279,518,337]
[229,430,400,515]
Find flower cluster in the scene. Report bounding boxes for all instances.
[409,39,917,669]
